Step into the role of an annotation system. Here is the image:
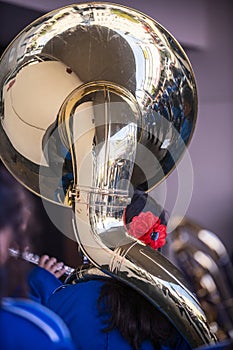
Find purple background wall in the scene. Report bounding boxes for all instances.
[1,0,232,257]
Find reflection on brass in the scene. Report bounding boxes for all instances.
[0,3,215,348]
[0,2,197,205]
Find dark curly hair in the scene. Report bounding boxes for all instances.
[0,163,34,300]
[98,278,179,350]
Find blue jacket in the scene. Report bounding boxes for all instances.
[0,297,75,350]
[29,266,192,350]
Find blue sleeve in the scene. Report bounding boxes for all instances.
[28,266,62,305]
[1,298,75,350]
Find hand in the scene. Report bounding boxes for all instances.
[38,255,66,279]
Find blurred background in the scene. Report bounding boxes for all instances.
[0,0,232,267]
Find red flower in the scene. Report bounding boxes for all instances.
[127,211,167,249]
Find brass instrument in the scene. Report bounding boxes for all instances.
[167,217,233,341]
[0,3,216,348]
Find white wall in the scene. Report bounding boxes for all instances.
[153,0,233,253]
[183,0,233,251]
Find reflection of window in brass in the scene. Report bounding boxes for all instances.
[57,80,142,152]
[0,2,197,204]
[56,81,141,201]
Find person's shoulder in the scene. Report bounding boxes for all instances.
[51,278,107,301]
[28,265,62,304]
[0,297,75,350]
[57,278,107,292]
[47,278,109,316]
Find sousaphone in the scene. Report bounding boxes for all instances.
[0,2,216,348]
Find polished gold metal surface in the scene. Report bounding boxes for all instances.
[0,3,215,348]
[0,2,197,204]
[167,217,233,341]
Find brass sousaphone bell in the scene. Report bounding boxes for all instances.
[0,2,216,348]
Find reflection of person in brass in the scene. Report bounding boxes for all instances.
[0,163,75,350]
[29,190,192,350]
[180,84,194,145]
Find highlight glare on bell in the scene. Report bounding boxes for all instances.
[0,2,197,205]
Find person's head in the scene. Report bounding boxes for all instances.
[0,162,33,299]
[0,163,31,254]
[124,189,168,250]
[124,189,167,226]
[181,84,194,118]
[98,278,178,350]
